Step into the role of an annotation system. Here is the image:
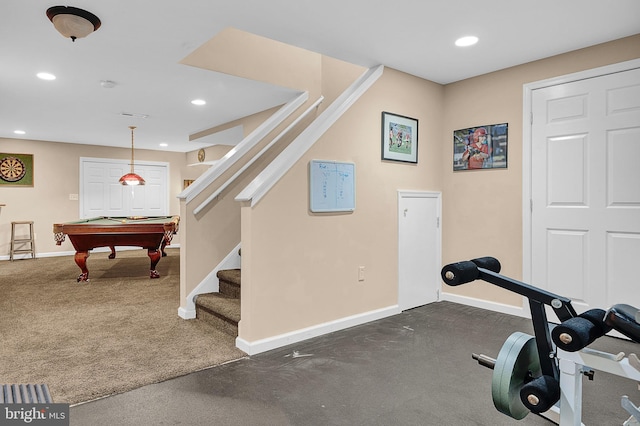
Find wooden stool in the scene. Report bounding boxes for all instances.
[10,221,36,261]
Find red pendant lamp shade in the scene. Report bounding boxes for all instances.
[119,172,145,186]
[119,126,145,186]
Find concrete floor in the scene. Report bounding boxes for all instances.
[70,301,640,425]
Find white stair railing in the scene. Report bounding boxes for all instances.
[236,65,383,207]
[193,96,324,215]
[178,91,309,205]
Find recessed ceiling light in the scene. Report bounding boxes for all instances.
[37,72,56,80]
[455,36,479,47]
[191,99,206,106]
[14,130,26,135]
[159,143,168,147]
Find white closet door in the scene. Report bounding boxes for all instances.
[531,67,640,313]
[80,158,169,218]
[398,191,442,311]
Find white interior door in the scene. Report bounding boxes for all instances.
[530,67,640,313]
[80,158,169,218]
[398,191,441,311]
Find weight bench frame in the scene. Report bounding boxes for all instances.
[442,257,640,425]
[443,260,579,385]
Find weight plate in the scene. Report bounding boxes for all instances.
[491,332,541,420]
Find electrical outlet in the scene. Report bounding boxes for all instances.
[358,266,365,281]
[69,194,79,200]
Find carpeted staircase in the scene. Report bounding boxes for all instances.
[195,269,241,337]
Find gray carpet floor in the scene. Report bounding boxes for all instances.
[0,249,244,404]
[70,301,640,425]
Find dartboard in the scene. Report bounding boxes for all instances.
[0,156,27,182]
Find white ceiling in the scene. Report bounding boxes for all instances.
[2,0,639,152]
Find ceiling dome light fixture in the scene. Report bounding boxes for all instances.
[119,126,146,186]
[46,6,101,42]
[191,99,206,106]
[455,36,479,47]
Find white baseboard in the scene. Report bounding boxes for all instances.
[440,291,529,319]
[178,307,196,319]
[0,250,76,261]
[0,244,181,262]
[236,304,401,356]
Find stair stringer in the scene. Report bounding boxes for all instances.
[178,242,241,319]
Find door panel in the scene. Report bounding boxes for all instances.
[398,191,441,311]
[80,158,169,218]
[531,67,640,313]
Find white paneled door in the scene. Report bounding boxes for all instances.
[531,67,640,313]
[80,158,169,218]
[398,191,441,311]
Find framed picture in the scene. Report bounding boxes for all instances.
[0,153,34,186]
[381,112,418,163]
[453,123,508,171]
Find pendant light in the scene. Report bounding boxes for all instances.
[119,126,146,186]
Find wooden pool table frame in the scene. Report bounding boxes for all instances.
[53,216,179,282]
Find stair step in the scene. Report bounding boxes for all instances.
[195,293,240,337]
[217,268,241,299]
[217,269,241,286]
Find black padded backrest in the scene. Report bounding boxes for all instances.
[604,304,640,343]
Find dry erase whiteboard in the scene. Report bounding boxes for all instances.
[309,160,356,212]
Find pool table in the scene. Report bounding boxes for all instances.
[53,215,179,282]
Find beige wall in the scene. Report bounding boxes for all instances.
[441,34,640,305]
[238,34,640,342]
[240,68,444,340]
[178,32,366,308]
[181,27,321,92]
[0,138,190,258]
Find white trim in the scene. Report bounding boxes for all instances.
[1,245,181,262]
[523,58,640,92]
[177,307,195,320]
[79,157,171,219]
[0,244,180,261]
[236,65,384,207]
[193,96,324,215]
[236,304,401,355]
[397,190,442,310]
[440,292,529,319]
[178,243,241,320]
[79,156,170,166]
[522,58,640,287]
[178,92,309,204]
[397,190,441,198]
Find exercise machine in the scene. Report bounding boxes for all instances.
[441,257,640,425]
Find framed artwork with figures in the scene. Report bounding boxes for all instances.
[453,123,508,171]
[381,112,418,164]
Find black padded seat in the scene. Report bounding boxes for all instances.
[604,304,640,343]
